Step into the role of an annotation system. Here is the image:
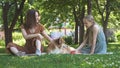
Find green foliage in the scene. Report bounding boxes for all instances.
[107,35,117,42]
[64,36,73,45]
[107,31,117,42]
[117,35,120,42]
[92,0,120,28]
[0,32,26,47]
[0,0,120,32]
[12,32,25,46]
[115,30,120,41]
[34,0,76,27]
[0,9,2,25]
[0,40,5,46]
[0,0,120,48]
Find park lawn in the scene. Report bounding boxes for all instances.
[0,43,120,68]
[0,54,120,68]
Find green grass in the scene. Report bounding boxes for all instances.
[0,32,120,68]
[12,32,25,46]
[0,54,120,68]
[0,43,120,68]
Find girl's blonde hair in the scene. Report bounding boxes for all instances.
[84,15,95,44]
[83,15,95,23]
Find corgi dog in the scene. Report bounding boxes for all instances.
[47,37,75,54]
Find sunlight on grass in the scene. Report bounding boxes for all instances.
[0,46,5,48]
[109,42,120,44]
[0,40,5,46]
[12,32,25,46]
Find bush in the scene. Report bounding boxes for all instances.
[12,32,25,46]
[117,35,120,41]
[0,40,5,46]
[63,36,73,45]
[115,30,120,42]
[107,34,117,42]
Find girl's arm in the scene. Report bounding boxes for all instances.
[41,30,53,42]
[76,37,88,51]
[21,28,39,40]
[90,25,99,54]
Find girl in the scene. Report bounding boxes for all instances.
[7,9,53,56]
[76,15,107,54]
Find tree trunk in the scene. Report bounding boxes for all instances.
[4,29,12,46]
[20,14,23,26]
[10,0,25,30]
[79,23,84,44]
[103,22,108,44]
[2,0,25,46]
[102,0,111,44]
[2,2,12,46]
[73,1,86,44]
[87,0,92,15]
[75,22,79,44]
[95,0,111,44]
[73,7,79,44]
[103,15,110,44]
[79,6,85,44]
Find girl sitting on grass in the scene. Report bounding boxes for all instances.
[75,15,107,54]
[7,9,53,56]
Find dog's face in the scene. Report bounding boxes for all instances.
[53,37,65,48]
[47,37,75,54]
[47,38,64,53]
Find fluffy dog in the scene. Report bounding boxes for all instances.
[47,37,75,54]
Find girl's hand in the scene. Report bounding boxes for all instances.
[38,34,44,40]
[75,49,81,54]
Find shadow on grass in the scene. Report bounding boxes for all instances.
[0,48,6,53]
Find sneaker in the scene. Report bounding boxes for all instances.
[35,49,41,56]
[16,51,26,56]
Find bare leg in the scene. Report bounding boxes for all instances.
[10,47,25,56]
[10,47,19,54]
[35,39,42,56]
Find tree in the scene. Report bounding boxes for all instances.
[95,0,120,44]
[0,0,25,46]
[87,0,92,15]
[35,0,88,44]
[73,0,87,44]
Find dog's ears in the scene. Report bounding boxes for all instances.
[58,37,64,44]
[54,37,65,45]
